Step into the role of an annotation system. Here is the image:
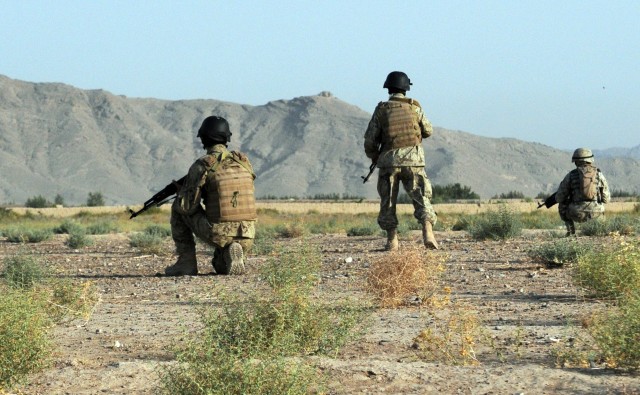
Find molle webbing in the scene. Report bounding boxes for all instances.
[203,152,257,223]
[379,99,421,150]
[569,165,598,202]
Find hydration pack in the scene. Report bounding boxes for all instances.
[576,165,598,201]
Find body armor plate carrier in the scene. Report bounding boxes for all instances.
[378,97,422,150]
[201,151,257,223]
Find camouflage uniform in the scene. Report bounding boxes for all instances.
[171,144,256,269]
[555,164,610,224]
[364,93,437,231]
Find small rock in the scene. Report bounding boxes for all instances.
[345,257,353,263]
[114,340,122,348]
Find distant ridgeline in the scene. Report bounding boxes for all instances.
[1,74,639,205]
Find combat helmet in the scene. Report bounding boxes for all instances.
[383,71,412,92]
[571,147,594,163]
[197,116,232,145]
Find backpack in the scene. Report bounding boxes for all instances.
[577,165,598,201]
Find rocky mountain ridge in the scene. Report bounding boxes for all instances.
[1,74,639,205]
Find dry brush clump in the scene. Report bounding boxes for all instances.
[366,245,447,308]
[412,301,481,366]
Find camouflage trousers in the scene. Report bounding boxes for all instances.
[558,201,605,223]
[376,166,437,231]
[170,200,255,255]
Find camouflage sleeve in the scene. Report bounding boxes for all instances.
[174,160,207,216]
[555,172,572,203]
[599,171,610,203]
[364,106,382,159]
[416,106,433,138]
[233,151,257,180]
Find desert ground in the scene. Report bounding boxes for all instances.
[3,202,640,395]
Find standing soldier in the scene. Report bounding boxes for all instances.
[555,148,610,236]
[364,71,438,251]
[165,116,257,276]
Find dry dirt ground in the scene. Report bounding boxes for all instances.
[4,229,640,395]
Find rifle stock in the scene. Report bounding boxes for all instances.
[129,175,186,219]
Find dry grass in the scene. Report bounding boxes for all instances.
[366,245,446,308]
[7,200,637,217]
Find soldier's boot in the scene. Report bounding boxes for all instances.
[385,229,399,251]
[223,242,245,275]
[165,245,198,276]
[422,221,439,250]
[565,221,576,237]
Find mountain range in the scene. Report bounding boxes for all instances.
[1,74,639,206]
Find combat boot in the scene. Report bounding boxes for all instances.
[565,221,576,237]
[222,242,245,275]
[422,222,439,250]
[165,250,198,276]
[385,229,398,251]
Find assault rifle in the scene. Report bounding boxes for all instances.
[362,144,382,184]
[129,176,186,219]
[361,162,376,184]
[537,192,557,209]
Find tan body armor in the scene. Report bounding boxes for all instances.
[569,164,600,202]
[378,97,422,150]
[200,151,257,223]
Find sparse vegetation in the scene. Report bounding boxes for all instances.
[413,301,481,366]
[528,238,592,266]
[0,254,98,391]
[3,227,53,243]
[468,205,522,240]
[129,233,165,255]
[572,236,640,299]
[159,242,366,395]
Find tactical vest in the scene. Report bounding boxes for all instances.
[378,97,422,150]
[569,164,599,202]
[200,151,257,223]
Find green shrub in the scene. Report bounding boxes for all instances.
[3,227,53,243]
[528,239,592,266]
[2,255,48,289]
[66,231,93,249]
[53,219,84,235]
[587,294,640,370]
[493,191,526,199]
[129,233,165,255]
[0,288,52,390]
[468,206,522,240]
[580,215,638,236]
[144,224,172,238]
[159,242,366,395]
[573,237,640,299]
[347,223,379,236]
[85,221,118,235]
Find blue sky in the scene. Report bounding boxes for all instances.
[1,1,638,150]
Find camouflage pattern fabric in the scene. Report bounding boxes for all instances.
[171,144,256,253]
[556,163,610,223]
[364,93,433,168]
[376,166,437,230]
[365,92,437,231]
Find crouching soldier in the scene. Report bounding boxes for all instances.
[165,116,257,276]
[555,148,610,236]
